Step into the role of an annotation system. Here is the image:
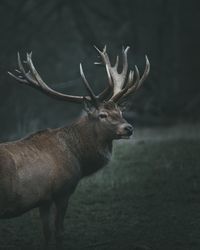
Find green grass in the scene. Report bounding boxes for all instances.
[0,132,200,250]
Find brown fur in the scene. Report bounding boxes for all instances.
[0,102,133,249]
[5,45,150,249]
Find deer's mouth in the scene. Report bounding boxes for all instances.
[116,133,132,139]
[121,134,132,139]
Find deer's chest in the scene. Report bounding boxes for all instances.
[81,147,112,176]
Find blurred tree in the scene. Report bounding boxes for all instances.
[0,0,199,140]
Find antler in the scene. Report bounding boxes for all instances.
[8,52,100,107]
[8,47,150,107]
[94,46,150,103]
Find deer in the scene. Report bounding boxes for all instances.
[0,46,150,249]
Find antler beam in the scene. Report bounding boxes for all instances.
[8,53,102,106]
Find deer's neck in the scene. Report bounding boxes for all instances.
[60,116,113,177]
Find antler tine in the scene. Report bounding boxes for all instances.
[26,53,41,83]
[121,65,140,99]
[112,46,130,93]
[93,45,114,100]
[8,71,27,83]
[114,55,119,69]
[17,52,26,76]
[94,45,112,68]
[121,46,130,77]
[111,46,130,93]
[137,55,150,89]
[95,64,113,101]
[121,55,150,100]
[126,70,134,88]
[110,68,136,103]
[25,52,45,87]
[79,63,98,107]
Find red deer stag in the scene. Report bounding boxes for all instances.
[1,46,150,249]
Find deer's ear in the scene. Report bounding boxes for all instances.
[83,97,97,117]
[118,100,130,111]
[83,97,90,113]
[119,103,126,112]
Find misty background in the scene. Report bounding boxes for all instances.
[0,0,199,141]
[0,1,200,250]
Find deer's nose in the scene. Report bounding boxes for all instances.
[124,124,133,135]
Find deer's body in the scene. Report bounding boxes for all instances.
[4,46,150,249]
[0,115,113,219]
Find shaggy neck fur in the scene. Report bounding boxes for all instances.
[59,115,113,176]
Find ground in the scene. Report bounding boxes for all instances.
[0,124,200,250]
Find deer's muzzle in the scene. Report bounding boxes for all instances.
[117,123,133,139]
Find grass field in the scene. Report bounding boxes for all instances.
[0,124,200,250]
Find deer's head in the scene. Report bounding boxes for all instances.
[8,46,150,140]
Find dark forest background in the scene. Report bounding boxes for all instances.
[0,0,199,139]
[0,1,200,250]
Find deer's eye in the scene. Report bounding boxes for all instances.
[99,113,108,119]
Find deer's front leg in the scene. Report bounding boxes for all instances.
[39,202,54,250]
[54,197,69,249]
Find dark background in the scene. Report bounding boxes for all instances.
[0,1,200,250]
[0,0,199,141]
